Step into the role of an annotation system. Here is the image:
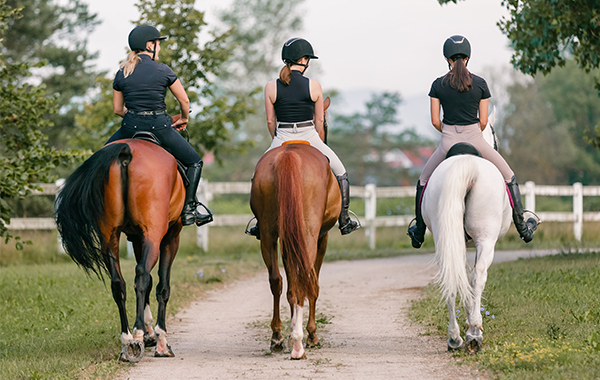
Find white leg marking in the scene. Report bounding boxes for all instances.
[144,305,155,335]
[120,330,133,346]
[132,327,144,342]
[291,305,305,359]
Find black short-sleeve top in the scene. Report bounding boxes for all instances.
[273,70,315,123]
[428,73,491,126]
[113,54,178,112]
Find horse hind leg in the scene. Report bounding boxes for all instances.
[290,303,306,359]
[306,234,327,348]
[153,226,181,358]
[446,292,464,351]
[128,235,158,348]
[465,244,494,354]
[261,237,285,352]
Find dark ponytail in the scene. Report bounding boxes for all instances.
[445,57,472,92]
[279,64,292,85]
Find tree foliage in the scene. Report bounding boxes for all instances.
[328,92,435,186]
[0,0,86,246]
[439,0,600,88]
[2,0,102,148]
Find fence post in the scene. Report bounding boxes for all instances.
[573,182,583,241]
[55,179,65,254]
[525,181,536,212]
[196,179,210,251]
[365,183,377,250]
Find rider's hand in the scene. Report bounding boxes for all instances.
[171,114,188,131]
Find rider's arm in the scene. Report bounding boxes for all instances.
[430,97,442,132]
[479,98,489,131]
[265,81,277,139]
[310,79,324,136]
[169,79,190,129]
[113,90,126,118]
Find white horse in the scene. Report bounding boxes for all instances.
[421,110,512,353]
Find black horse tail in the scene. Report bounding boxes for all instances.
[55,143,132,277]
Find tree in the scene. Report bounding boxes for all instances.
[0,1,85,247]
[203,0,307,181]
[75,0,257,159]
[2,0,102,148]
[438,0,600,88]
[327,92,434,186]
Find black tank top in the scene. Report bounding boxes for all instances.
[274,70,315,123]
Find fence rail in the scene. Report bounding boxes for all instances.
[7,181,600,250]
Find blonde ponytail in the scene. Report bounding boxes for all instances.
[120,51,141,78]
[279,65,292,86]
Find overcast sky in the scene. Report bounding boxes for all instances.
[85,0,514,133]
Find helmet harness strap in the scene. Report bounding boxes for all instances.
[147,40,158,61]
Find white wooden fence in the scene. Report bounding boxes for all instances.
[7,181,600,251]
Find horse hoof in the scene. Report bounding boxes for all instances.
[270,338,286,353]
[291,353,307,360]
[154,344,175,358]
[144,333,157,347]
[119,340,144,363]
[306,337,321,348]
[447,337,464,351]
[465,336,483,354]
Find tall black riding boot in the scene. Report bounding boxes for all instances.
[507,176,537,243]
[181,162,213,227]
[337,173,360,235]
[407,180,426,248]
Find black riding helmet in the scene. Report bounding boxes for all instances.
[281,38,318,64]
[443,35,471,61]
[129,25,167,60]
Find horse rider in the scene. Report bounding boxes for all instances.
[407,35,538,248]
[248,37,360,238]
[106,24,211,227]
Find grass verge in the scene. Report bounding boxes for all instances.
[410,249,600,379]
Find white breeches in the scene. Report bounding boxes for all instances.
[266,125,346,176]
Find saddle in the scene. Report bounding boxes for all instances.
[131,132,189,187]
[445,142,481,159]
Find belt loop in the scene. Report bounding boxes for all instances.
[293,123,297,133]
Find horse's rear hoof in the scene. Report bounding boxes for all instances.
[447,337,464,351]
[465,336,483,354]
[120,340,144,363]
[270,338,285,353]
[144,333,157,347]
[154,344,175,358]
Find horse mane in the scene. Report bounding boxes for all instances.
[276,149,318,301]
[55,143,132,278]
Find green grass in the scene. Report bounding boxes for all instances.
[3,217,600,379]
[0,228,264,380]
[411,250,600,379]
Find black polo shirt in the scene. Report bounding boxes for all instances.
[428,73,491,126]
[113,54,178,112]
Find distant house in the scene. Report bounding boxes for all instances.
[383,147,435,171]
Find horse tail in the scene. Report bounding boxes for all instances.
[276,149,317,302]
[434,157,476,309]
[55,143,132,277]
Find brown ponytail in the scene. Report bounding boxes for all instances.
[445,57,472,92]
[279,64,292,85]
[120,51,141,78]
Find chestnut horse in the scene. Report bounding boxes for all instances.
[250,122,340,358]
[55,139,185,362]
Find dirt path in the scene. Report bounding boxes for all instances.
[118,249,559,380]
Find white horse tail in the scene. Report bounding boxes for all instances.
[434,157,477,308]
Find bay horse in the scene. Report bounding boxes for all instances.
[55,139,185,362]
[421,114,512,353]
[250,130,340,359]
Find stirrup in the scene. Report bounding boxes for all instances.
[406,218,425,249]
[194,202,213,227]
[339,210,361,235]
[245,217,260,240]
